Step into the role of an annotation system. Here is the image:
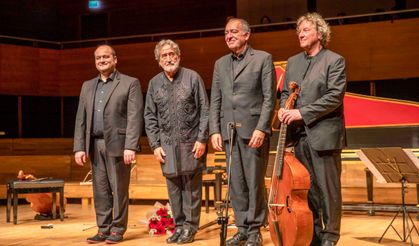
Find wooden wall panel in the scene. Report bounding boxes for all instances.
[39,49,60,96]
[0,18,418,96]
[0,138,74,156]
[369,20,419,80]
[0,155,72,183]
[330,24,373,81]
[111,42,161,92]
[329,19,419,81]
[58,47,97,96]
[0,45,60,96]
[0,137,152,156]
[0,45,40,95]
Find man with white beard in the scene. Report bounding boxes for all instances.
[144,39,209,244]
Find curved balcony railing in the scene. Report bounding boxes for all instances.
[0,8,418,49]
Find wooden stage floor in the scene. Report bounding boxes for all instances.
[1,204,419,246]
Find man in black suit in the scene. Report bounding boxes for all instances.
[74,44,143,244]
[209,18,276,246]
[278,13,347,246]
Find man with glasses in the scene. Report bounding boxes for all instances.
[145,39,209,244]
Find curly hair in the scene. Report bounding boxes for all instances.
[296,12,331,47]
[154,39,181,61]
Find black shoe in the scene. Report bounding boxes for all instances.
[244,233,263,246]
[226,232,248,246]
[167,228,183,244]
[87,232,108,244]
[321,239,336,246]
[105,232,123,244]
[177,229,195,244]
[310,236,322,246]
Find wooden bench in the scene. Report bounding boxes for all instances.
[6,179,65,224]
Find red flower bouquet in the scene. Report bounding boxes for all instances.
[146,202,175,236]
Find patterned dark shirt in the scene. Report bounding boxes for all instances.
[144,67,209,176]
[144,67,209,149]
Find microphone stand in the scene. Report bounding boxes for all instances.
[218,122,238,246]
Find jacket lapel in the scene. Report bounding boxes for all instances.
[84,78,98,134]
[87,79,98,119]
[104,71,121,108]
[222,56,234,87]
[233,46,254,81]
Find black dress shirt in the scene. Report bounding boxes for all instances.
[92,72,116,137]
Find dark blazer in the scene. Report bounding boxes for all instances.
[280,49,347,151]
[209,46,276,141]
[73,70,143,157]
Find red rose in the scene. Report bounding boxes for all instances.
[168,217,174,226]
[156,225,166,235]
[149,218,159,229]
[156,208,169,218]
[160,217,170,227]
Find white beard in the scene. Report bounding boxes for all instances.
[162,60,180,74]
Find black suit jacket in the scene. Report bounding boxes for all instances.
[209,46,276,141]
[73,71,143,157]
[280,49,347,151]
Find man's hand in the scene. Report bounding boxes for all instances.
[248,129,266,148]
[277,108,285,122]
[153,147,166,164]
[124,149,136,165]
[192,141,206,159]
[278,108,302,125]
[211,133,223,151]
[75,151,87,166]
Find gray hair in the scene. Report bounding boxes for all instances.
[94,44,116,57]
[154,39,181,61]
[226,18,251,34]
[296,12,331,47]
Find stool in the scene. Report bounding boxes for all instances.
[6,179,65,224]
[203,179,217,213]
[202,166,226,213]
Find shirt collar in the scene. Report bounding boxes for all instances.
[304,47,325,61]
[231,45,249,61]
[163,67,182,82]
[98,70,117,83]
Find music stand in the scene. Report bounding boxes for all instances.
[357,147,419,245]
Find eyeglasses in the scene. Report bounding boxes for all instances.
[160,52,177,60]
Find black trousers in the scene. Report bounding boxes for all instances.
[91,139,131,235]
[166,171,202,233]
[294,135,342,244]
[224,135,269,236]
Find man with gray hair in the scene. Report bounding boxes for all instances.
[278,12,347,246]
[144,39,209,244]
[210,18,276,246]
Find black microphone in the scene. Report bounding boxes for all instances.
[228,122,242,129]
